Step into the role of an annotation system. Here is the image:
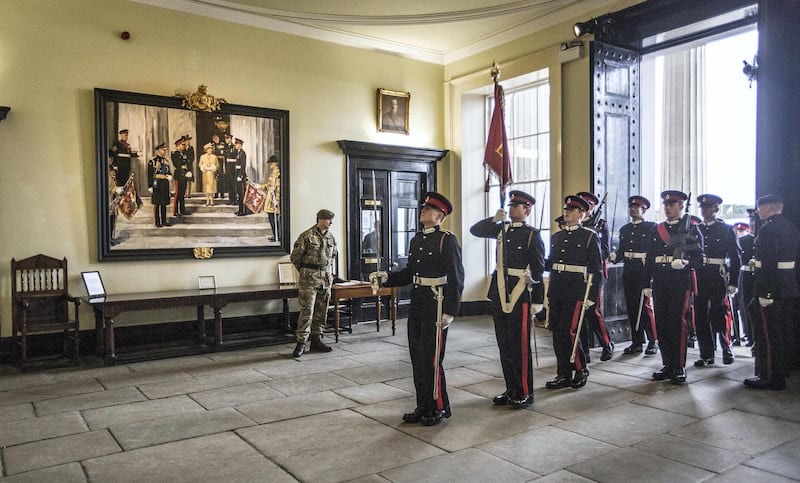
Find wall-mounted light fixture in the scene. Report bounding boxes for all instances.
[0,106,10,122]
[573,15,616,39]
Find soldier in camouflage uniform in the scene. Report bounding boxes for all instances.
[290,209,338,357]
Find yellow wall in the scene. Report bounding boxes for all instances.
[0,0,644,336]
[0,0,444,335]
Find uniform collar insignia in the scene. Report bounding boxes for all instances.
[564,225,580,231]
[510,222,524,228]
[666,219,680,225]
[422,227,436,234]
[704,220,716,226]
[633,219,643,225]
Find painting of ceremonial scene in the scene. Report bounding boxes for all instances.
[94,88,289,261]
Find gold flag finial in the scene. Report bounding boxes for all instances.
[490,61,501,83]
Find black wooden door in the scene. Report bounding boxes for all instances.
[591,41,641,342]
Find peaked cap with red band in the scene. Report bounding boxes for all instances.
[421,191,453,216]
[563,195,590,211]
[628,195,651,209]
[576,191,599,208]
[508,190,535,207]
[697,193,723,206]
[661,190,688,203]
[734,222,750,230]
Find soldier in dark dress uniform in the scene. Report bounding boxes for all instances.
[642,190,704,384]
[211,133,226,199]
[470,190,545,409]
[233,138,248,216]
[693,194,742,367]
[576,192,615,361]
[610,196,658,355]
[171,138,191,217]
[147,143,172,227]
[745,194,799,390]
[109,129,139,187]
[374,192,464,426]
[734,221,756,346]
[224,133,237,204]
[545,195,602,390]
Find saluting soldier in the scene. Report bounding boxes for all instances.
[290,209,338,357]
[233,138,248,216]
[693,194,742,367]
[171,138,191,218]
[373,192,464,426]
[576,192,615,361]
[610,195,658,355]
[734,220,756,346]
[745,194,799,390]
[109,129,139,187]
[642,190,704,384]
[545,195,602,390]
[147,143,172,227]
[470,190,545,409]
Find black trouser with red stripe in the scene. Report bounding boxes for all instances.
[582,286,612,351]
[748,298,789,386]
[549,298,587,377]
[407,308,449,415]
[153,204,167,227]
[492,301,533,399]
[623,263,656,345]
[173,179,187,215]
[695,271,731,360]
[653,269,692,371]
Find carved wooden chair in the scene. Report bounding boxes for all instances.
[11,254,80,369]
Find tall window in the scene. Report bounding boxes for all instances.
[485,71,551,248]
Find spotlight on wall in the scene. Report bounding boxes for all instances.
[0,106,10,122]
[573,15,616,39]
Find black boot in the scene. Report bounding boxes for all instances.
[292,342,305,358]
[310,334,332,352]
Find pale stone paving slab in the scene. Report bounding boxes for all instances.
[380,447,538,482]
[736,390,800,423]
[3,429,120,475]
[0,462,88,483]
[109,407,256,450]
[189,381,285,409]
[0,370,56,392]
[96,367,193,390]
[743,437,800,480]
[333,382,414,405]
[708,464,798,482]
[256,355,364,379]
[478,426,617,475]
[531,381,643,421]
[0,379,105,407]
[632,377,764,419]
[266,371,356,396]
[532,470,596,482]
[571,447,714,481]
[0,411,87,447]
[334,360,413,384]
[34,386,146,416]
[0,402,35,423]
[236,390,356,424]
[634,433,751,473]
[441,366,497,388]
[136,368,268,399]
[238,409,444,483]
[83,432,295,482]
[81,395,205,430]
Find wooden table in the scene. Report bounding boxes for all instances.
[87,284,298,365]
[330,282,398,342]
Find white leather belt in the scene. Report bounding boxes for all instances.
[507,268,528,277]
[624,252,646,259]
[551,263,587,275]
[703,257,726,266]
[413,275,447,286]
[741,266,755,272]
[655,255,674,264]
[754,260,796,270]
[117,153,131,158]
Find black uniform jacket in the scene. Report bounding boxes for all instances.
[697,219,742,287]
[171,150,191,182]
[753,213,800,300]
[614,220,657,263]
[545,225,602,302]
[385,226,465,318]
[469,218,545,306]
[642,220,704,289]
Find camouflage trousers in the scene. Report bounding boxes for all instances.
[296,284,331,343]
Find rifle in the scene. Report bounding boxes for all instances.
[664,191,694,259]
[608,193,619,257]
[585,192,608,229]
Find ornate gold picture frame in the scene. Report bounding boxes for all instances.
[377,88,410,134]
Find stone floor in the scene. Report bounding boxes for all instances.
[1,316,798,482]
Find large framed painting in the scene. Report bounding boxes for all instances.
[94,88,289,261]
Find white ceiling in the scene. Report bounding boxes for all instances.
[131,0,617,64]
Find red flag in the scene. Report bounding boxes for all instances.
[243,181,267,214]
[484,81,511,203]
[116,173,140,220]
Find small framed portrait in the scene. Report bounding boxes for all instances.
[377,88,410,134]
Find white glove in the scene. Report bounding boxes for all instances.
[442,314,454,329]
[727,285,738,295]
[670,259,688,270]
[582,299,595,309]
[642,288,652,298]
[368,271,388,294]
[492,209,507,223]
[115,187,124,195]
[532,304,543,314]
[608,252,617,263]
[166,175,173,181]
[758,297,774,307]
[236,176,242,182]
[185,171,193,178]
[748,258,756,267]
[148,187,153,194]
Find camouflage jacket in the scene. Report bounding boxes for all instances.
[290,225,338,288]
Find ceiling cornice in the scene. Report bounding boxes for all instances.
[130,0,615,65]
